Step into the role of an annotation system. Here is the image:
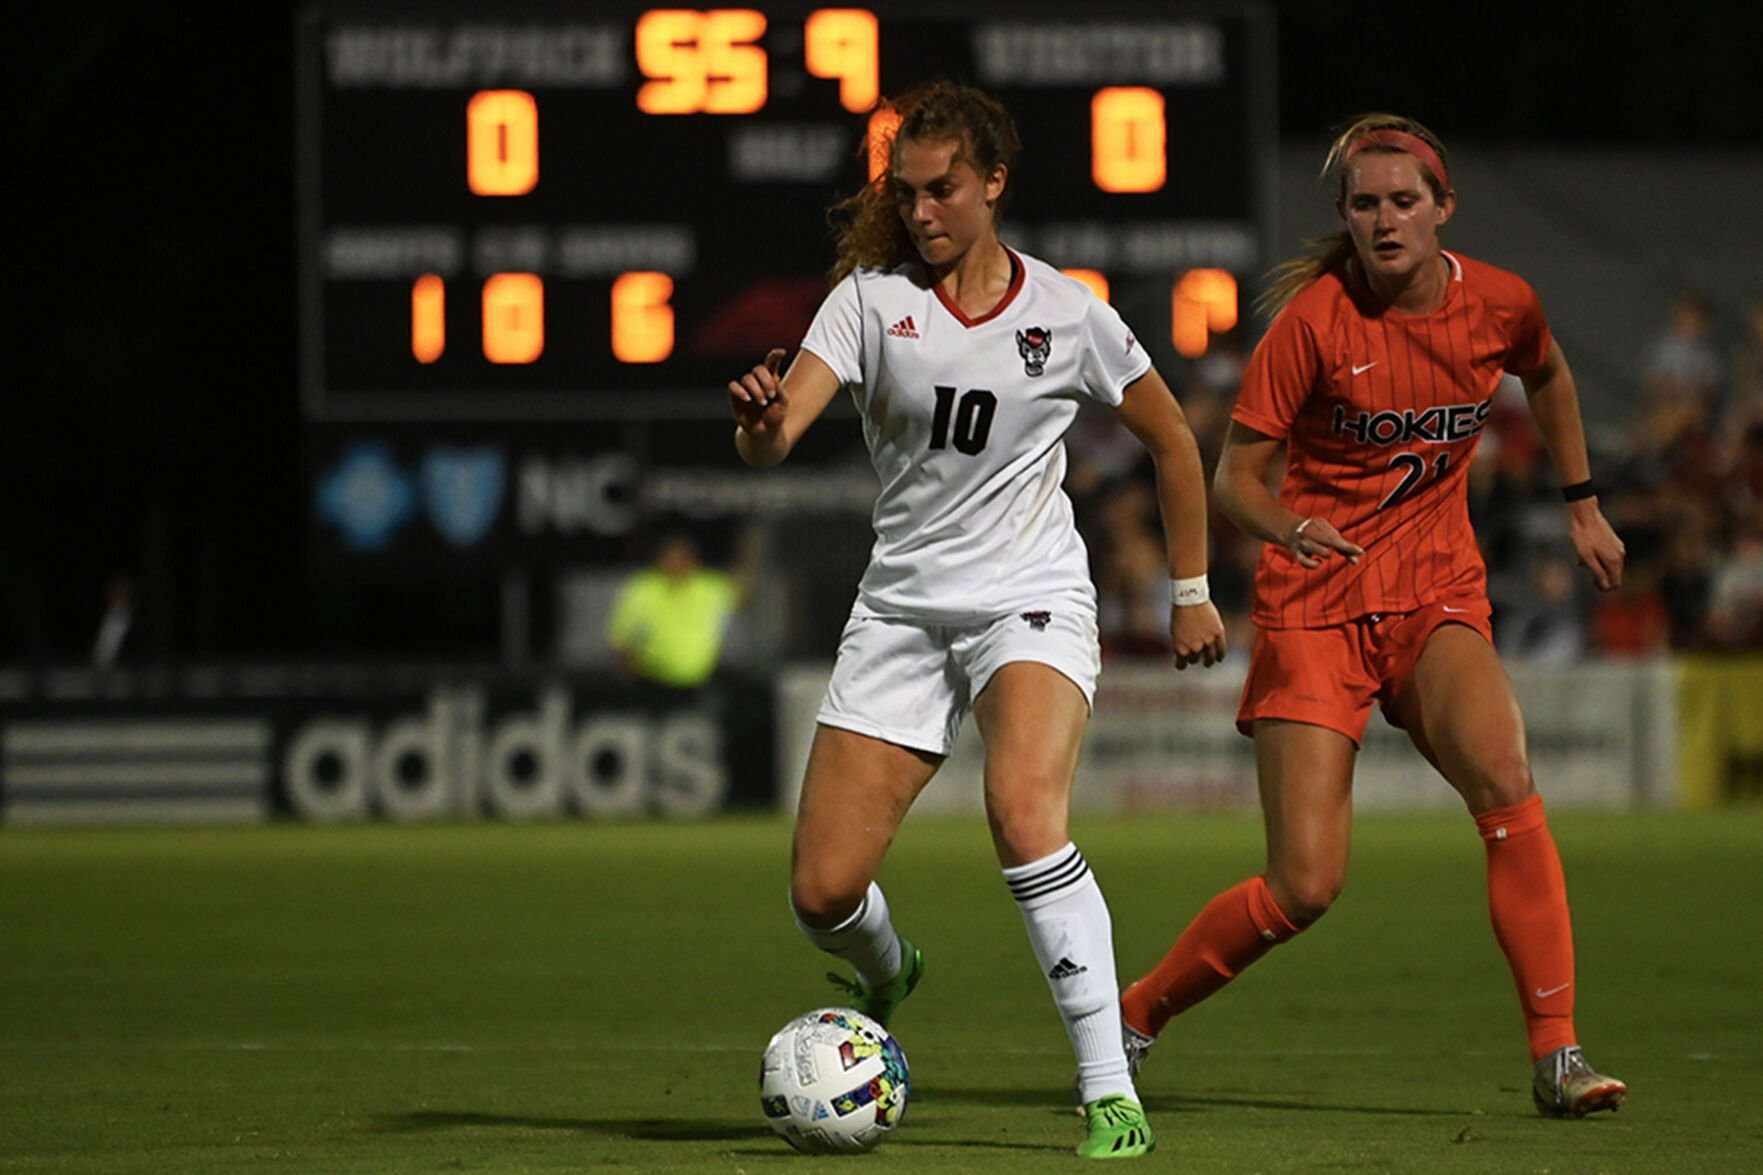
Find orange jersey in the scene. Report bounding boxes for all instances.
[1232,251,1552,627]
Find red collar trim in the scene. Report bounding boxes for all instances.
[930,246,1024,328]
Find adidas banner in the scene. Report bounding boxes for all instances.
[0,663,776,824]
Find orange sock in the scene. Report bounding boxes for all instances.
[1476,793,1578,1061]
[1121,875,1300,1038]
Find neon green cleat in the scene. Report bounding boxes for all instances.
[826,937,923,1029]
[1078,1095,1156,1159]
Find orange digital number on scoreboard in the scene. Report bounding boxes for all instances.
[1171,268,1237,358]
[1091,87,1166,194]
[466,91,539,196]
[483,274,545,364]
[805,9,878,112]
[636,9,769,115]
[633,8,878,116]
[411,275,446,363]
[612,272,676,364]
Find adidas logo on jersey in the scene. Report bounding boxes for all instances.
[1048,956,1089,980]
[886,315,919,339]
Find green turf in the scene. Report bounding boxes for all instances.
[2,811,1759,1172]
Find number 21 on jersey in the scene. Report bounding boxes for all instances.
[1379,451,1449,511]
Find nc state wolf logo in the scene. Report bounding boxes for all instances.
[1016,326,1051,376]
[1020,610,1052,631]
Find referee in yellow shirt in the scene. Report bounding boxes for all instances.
[607,526,761,689]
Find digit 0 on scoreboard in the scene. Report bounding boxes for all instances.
[1091,87,1166,193]
[466,90,539,196]
[299,4,1274,420]
[482,273,545,365]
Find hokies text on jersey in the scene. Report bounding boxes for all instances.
[1332,398,1493,447]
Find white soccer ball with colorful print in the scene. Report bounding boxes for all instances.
[758,1007,910,1153]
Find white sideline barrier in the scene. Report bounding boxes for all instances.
[776,659,1678,815]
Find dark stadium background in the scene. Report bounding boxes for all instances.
[8,2,1761,661]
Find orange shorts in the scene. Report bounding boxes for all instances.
[1235,597,1495,746]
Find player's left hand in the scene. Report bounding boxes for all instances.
[1171,601,1227,670]
[1568,500,1625,591]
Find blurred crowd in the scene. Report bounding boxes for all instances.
[1070,293,1763,663]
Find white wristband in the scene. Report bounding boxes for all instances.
[1170,575,1210,607]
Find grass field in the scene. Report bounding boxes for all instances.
[3,811,1759,1173]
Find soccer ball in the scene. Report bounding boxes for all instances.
[758,1007,910,1153]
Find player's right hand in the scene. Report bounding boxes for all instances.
[1171,600,1227,670]
[729,348,789,435]
[1285,516,1363,568]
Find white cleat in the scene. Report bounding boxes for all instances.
[1122,1023,1157,1082]
[1532,1046,1627,1118]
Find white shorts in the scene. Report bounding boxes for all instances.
[817,607,1101,756]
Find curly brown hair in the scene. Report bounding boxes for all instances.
[1256,112,1453,320]
[827,80,1021,285]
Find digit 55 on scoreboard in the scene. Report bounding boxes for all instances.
[298,3,1275,422]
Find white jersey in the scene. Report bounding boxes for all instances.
[800,246,1151,622]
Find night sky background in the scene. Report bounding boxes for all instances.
[9,2,1761,662]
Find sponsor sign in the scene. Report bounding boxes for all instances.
[777,660,1675,814]
[307,420,876,572]
[0,665,774,824]
[279,680,764,820]
[0,714,271,825]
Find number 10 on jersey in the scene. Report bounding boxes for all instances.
[928,387,998,454]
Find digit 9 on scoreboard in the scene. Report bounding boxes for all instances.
[299,5,1273,420]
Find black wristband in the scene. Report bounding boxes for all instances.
[1561,480,1597,502]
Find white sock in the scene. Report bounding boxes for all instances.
[1003,843,1135,1104]
[792,881,903,989]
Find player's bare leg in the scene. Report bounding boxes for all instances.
[1395,624,1533,815]
[1255,721,1358,929]
[974,661,1086,868]
[1398,624,1626,1115]
[790,725,938,1025]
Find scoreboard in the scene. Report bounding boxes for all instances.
[298,3,1275,421]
